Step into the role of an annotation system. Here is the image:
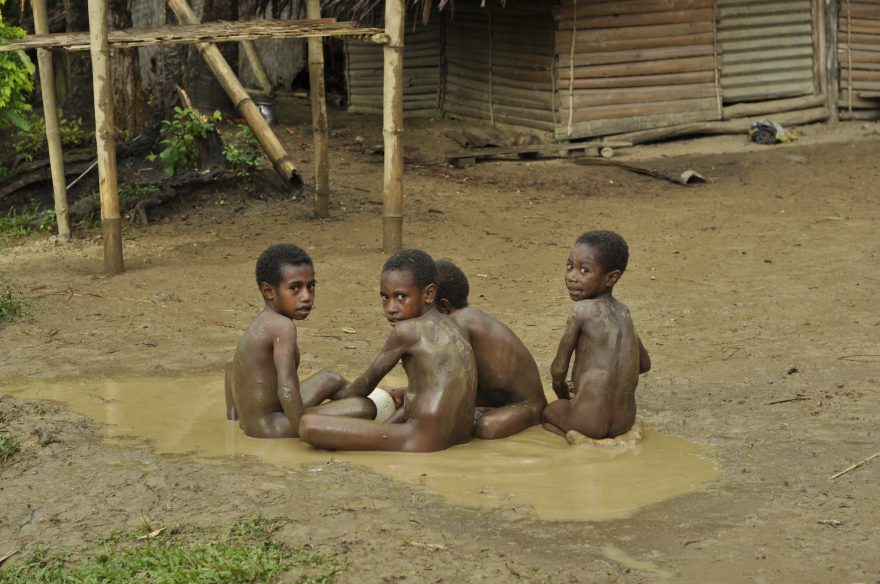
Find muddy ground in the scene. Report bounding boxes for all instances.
[1,102,879,583]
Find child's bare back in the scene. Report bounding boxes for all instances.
[542,231,650,441]
[435,260,545,439]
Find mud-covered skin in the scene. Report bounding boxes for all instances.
[228,264,374,438]
[444,306,546,439]
[299,268,478,453]
[543,243,650,440]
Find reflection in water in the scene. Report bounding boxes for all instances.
[5,375,716,522]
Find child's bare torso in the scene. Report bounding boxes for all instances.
[233,310,298,436]
[400,314,477,447]
[569,297,641,437]
[449,307,543,407]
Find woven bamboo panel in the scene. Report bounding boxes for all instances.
[717,0,817,103]
[839,0,880,115]
[345,18,440,116]
[555,0,719,140]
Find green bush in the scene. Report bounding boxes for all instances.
[223,126,263,177]
[148,107,222,177]
[0,4,34,131]
[13,111,88,162]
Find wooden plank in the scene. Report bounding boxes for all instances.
[0,19,384,52]
[559,96,718,122]
[562,56,716,80]
[560,84,717,108]
[557,70,716,90]
[446,140,633,160]
[559,45,714,68]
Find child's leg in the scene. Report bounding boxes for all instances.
[224,360,238,421]
[474,398,545,440]
[245,411,296,439]
[299,414,448,452]
[541,399,570,436]
[301,371,376,419]
[300,370,348,407]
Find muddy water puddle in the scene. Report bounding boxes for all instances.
[5,375,717,522]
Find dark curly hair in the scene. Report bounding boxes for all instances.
[435,260,469,309]
[382,248,437,290]
[575,230,629,273]
[256,243,313,287]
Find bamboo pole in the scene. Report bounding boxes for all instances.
[87,0,123,274]
[33,0,70,242]
[240,40,273,96]
[382,0,405,253]
[166,0,303,190]
[306,0,330,218]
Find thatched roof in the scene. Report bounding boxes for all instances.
[323,1,506,24]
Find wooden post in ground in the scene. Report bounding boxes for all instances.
[87,0,123,274]
[382,0,405,253]
[240,40,273,96]
[166,0,303,191]
[306,0,330,218]
[33,0,71,242]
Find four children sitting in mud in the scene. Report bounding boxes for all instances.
[226,230,650,452]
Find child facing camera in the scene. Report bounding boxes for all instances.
[542,231,651,446]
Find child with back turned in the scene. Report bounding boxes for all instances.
[435,260,546,439]
[542,231,651,446]
[225,243,375,438]
[298,249,478,453]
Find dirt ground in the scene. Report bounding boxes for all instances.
[1,103,879,583]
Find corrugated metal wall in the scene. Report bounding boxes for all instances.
[717,0,817,103]
[345,19,441,117]
[553,0,720,140]
[443,0,557,132]
[838,0,880,117]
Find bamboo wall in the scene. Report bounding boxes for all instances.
[443,0,558,132]
[553,0,721,140]
[717,0,817,103]
[839,0,880,119]
[345,18,441,116]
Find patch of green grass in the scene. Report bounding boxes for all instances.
[0,434,20,463]
[0,518,342,584]
[0,206,40,238]
[0,283,26,325]
[119,183,158,204]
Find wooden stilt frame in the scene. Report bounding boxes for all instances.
[166,0,303,190]
[87,0,123,274]
[382,0,405,253]
[33,0,70,242]
[306,0,330,219]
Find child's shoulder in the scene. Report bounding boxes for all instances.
[248,307,296,335]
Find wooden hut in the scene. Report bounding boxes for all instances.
[343,0,854,141]
[838,0,880,119]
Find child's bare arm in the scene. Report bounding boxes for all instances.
[274,321,305,427]
[550,309,582,399]
[637,335,651,374]
[343,326,416,398]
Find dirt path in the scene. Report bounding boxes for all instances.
[1,110,879,583]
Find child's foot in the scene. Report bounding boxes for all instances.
[565,418,644,448]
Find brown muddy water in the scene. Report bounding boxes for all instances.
[4,374,717,522]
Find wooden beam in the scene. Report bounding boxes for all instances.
[166,0,302,191]
[33,0,70,242]
[0,19,388,52]
[88,0,123,274]
[383,0,405,254]
[306,0,330,219]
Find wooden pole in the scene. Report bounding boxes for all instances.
[166,0,303,191]
[306,0,330,219]
[240,40,273,96]
[87,0,123,274]
[33,0,71,242]
[382,0,405,253]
